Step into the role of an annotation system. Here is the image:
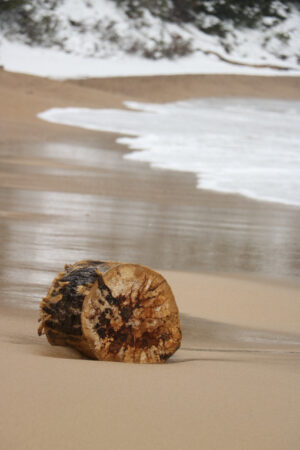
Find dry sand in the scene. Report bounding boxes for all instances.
[1,273,300,450]
[0,69,300,449]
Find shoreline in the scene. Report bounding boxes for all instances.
[0,69,300,450]
[38,96,300,209]
[0,68,300,290]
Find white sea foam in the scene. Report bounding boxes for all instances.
[38,98,300,206]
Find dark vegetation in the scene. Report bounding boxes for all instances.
[0,0,59,46]
[0,0,298,59]
[113,0,298,29]
[0,0,24,11]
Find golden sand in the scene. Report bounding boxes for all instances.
[0,69,299,449]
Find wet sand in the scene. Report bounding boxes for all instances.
[0,69,300,449]
[1,69,300,306]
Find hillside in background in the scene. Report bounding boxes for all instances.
[0,0,299,71]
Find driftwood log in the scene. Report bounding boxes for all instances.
[38,260,181,363]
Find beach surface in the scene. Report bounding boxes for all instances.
[1,275,300,450]
[0,69,300,449]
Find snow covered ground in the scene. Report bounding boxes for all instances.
[0,0,300,79]
[2,38,299,79]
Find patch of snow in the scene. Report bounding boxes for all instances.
[0,0,300,78]
[0,38,299,79]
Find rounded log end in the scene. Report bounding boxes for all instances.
[82,264,182,363]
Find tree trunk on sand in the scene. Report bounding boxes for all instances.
[38,260,181,363]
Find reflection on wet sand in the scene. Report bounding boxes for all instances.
[0,140,300,309]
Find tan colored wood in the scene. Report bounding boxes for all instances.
[38,260,181,363]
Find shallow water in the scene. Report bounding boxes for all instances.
[0,139,299,309]
[39,98,300,206]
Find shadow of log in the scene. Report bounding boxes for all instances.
[178,313,300,360]
[5,312,300,363]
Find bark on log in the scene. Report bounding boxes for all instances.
[38,260,181,363]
